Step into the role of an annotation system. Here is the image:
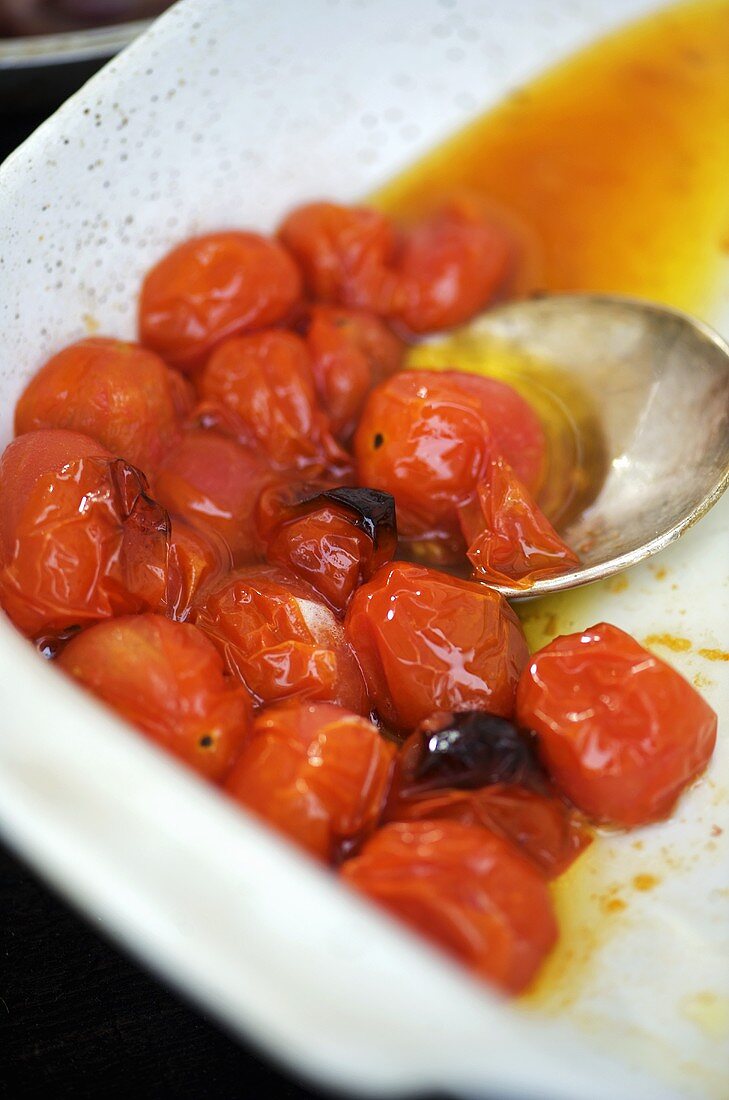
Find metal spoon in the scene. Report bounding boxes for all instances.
[411,293,729,599]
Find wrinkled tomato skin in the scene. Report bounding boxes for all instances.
[345,562,529,732]
[139,231,302,373]
[0,430,168,640]
[163,515,233,621]
[516,623,718,826]
[256,481,397,616]
[225,701,396,862]
[438,371,546,496]
[199,330,351,477]
[304,306,405,444]
[15,338,194,472]
[193,565,368,714]
[386,785,590,879]
[341,820,557,994]
[355,371,493,559]
[461,456,579,589]
[59,614,251,782]
[152,428,273,565]
[278,202,398,309]
[390,201,513,335]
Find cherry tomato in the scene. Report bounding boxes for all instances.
[199,330,351,477]
[341,820,558,994]
[256,482,397,615]
[345,562,529,731]
[193,564,368,713]
[304,306,405,443]
[163,515,233,621]
[516,623,718,826]
[139,231,302,373]
[438,370,546,496]
[225,701,396,862]
[355,370,493,560]
[59,614,251,782]
[278,201,398,309]
[153,427,273,564]
[387,786,590,879]
[0,430,168,640]
[14,338,193,472]
[390,200,513,334]
[460,456,579,588]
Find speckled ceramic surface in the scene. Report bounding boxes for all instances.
[0,2,727,1098]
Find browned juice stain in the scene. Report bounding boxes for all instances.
[373,0,729,1010]
[699,647,729,662]
[373,0,729,316]
[644,632,693,652]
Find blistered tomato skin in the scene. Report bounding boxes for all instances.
[278,202,398,309]
[461,456,579,588]
[225,701,396,862]
[0,430,169,640]
[153,428,273,565]
[386,785,590,879]
[516,623,718,826]
[389,201,513,334]
[393,711,545,799]
[355,371,494,558]
[59,615,252,782]
[193,565,368,713]
[438,371,546,497]
[256,482,397,615]
[139,232,302,373]
[345,562,529,731]
[199,330,351,477]
[163,516,233,621]
[15,338,193,472]
[341,820,558,994]
[304,306,405,443]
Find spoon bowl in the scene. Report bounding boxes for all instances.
[413,294,729,598]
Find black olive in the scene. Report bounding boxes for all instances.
[397,710,546,797]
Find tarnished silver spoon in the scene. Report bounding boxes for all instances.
[409,294,729,599]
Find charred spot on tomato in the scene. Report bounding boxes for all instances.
[373,433,384,450]
[319,487,396,551]
[199,734,214,749]
[396,711,545,798]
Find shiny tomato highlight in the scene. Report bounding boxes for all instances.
[345,562,529,731]
[139,231,302,373]
[516,623,718,826]
[59,614,251,781]
[341,820,558,994]
[225,701,395,862]
[0,430,168,640]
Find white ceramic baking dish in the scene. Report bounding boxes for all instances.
[0,1,726,1097]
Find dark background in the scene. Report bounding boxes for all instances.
[0,89,448,1100]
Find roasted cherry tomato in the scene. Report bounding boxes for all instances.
[139,231,302,373]
[193,564,368,713]
[345,562,529,731]
[437,370,546,496]
[460,456,579,588]
[225,701,395,862]
[389,200,513,334]
[14,338,193,472]
[355,370,493,560]
[164,515,233,621]
[516,623,718,826]
[387,786,590,879]
[341,820,557,994]
[0,430,168,640]
[303,306,405,443]
[256,482,397,615]
[199,330,351,477]
[59,614,251,782]
[278,201,398,309]
[153,427,273,564]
